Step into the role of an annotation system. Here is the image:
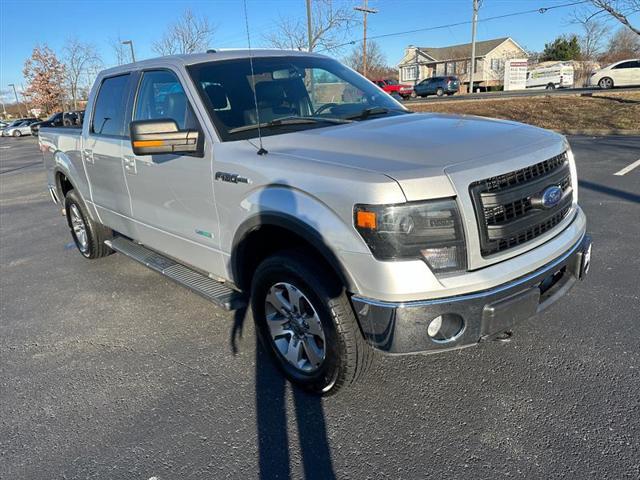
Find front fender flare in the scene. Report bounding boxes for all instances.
[231,212,359,292]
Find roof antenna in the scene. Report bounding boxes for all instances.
[243,0,267,155]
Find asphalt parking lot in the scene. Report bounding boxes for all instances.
[1,135,639,479]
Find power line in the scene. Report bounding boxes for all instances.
[318,0,590,52]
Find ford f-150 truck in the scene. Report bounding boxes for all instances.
[40,50,591,395]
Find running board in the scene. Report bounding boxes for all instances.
[105,237,246,311]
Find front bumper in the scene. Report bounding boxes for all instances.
[351,233,592,354]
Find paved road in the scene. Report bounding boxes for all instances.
[402,86,640,104]
[1,135,639,479]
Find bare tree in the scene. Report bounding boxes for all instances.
[153,9,215,55]
[63,38,102,110]
[571,10,611,59]
[264,0,358,52]
[110,35,129,65]
[587,0,640,35]
[344,40,392,79]
[603,26,640,61]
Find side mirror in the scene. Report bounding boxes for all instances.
[130,119,201,156]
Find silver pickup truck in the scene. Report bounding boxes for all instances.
[40,50,592,394]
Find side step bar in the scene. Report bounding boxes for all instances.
[105,237,246,311]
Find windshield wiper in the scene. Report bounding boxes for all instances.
[228,116,351,134]
[344,106,409,120]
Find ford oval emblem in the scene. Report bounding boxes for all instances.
[541,185,563,208]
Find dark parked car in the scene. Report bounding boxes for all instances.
[31,111,84,136]
[413,76,460,97]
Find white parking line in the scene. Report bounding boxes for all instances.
[614,158,640,176]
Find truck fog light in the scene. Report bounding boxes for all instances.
[427,314,464,342]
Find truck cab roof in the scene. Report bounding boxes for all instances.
[100,49,330,77]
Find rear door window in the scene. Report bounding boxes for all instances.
[133,69,200,130]
[92,74,131,137]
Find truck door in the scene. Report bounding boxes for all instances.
[84,73,136,237]
[121,68,225,276]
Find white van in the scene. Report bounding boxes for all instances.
[526,63,575,90]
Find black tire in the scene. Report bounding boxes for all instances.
[436,87,444,97]
[251,250,373,395]
[598,77,613,89]
[545,83,555,90]
[64,189,113,259]
[13,130,21,137]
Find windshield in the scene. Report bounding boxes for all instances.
[187,56,407,140]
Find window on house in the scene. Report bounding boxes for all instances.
[491,58,504,72]
[403,66,418,81]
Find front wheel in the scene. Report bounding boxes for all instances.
[599,77,613,89]
[545,83,556,90]
[251,251,373,395]
[436,87,444,97]
[13,130,21,137]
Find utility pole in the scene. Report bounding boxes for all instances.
[354,0,377,78]
[306,0,313,52]
[469,0,479,94]
[122,40,136,62]
[8,83,24,117]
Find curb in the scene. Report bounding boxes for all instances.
[559,129,640,136]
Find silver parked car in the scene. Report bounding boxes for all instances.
[2,118,39,137]
[39,50,592,394]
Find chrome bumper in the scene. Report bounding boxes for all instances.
[351,233,592,354]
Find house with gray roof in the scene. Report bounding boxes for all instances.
[398,37,528,91]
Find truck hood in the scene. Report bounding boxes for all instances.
[263,112,565,200]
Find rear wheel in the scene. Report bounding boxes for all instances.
[251,251,373,395]
[13,130,21,137]
[64,189,113,259]
[598,77,613,89]
[545,83,556,90]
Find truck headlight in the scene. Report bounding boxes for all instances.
[354,198,467,273]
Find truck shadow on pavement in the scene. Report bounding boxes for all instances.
[578,180,640,203]
[229,181,338,480]
[232,306,337,480]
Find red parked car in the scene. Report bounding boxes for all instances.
[373,79,414,99]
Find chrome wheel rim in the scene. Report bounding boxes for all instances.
[600,78,612,88]
[69,204,89,253]
[264,282,326,373]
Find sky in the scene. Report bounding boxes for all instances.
[0,0,636,103]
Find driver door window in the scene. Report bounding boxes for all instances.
[133,70,199,130]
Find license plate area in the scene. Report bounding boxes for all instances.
[481,288,541,337]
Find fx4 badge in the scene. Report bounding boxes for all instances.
[215,172,251,184]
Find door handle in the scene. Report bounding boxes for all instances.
[123,155,137,175]
[83,149,94,164]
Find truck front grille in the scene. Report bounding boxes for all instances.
[470,152,573,257]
